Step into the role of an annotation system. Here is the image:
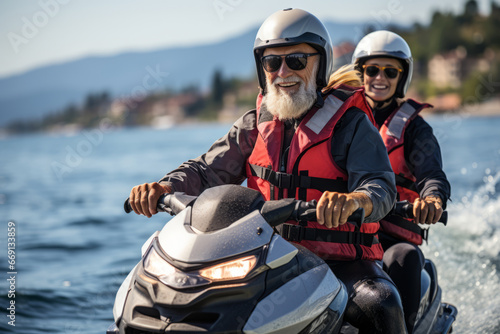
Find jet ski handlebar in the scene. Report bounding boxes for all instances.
[391,200,448,226]
[260,198,365,228]
[125,192,365,228]
[125,192,445,227]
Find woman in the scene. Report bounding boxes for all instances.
[351,30,451,333]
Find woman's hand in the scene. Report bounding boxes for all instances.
[413,196,443,225]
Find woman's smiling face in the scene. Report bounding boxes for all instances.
[363,57,403,108]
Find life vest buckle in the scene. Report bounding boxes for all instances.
[275,172,292,189]
[282,224,304,242]
[348,231,362,245]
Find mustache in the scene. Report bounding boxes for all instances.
[273,76,303,85]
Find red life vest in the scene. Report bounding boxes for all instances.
[378,99,432,245]
[246,86,383,261]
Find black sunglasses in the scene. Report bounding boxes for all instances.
[261,53,319,73]
[362,64,403,79]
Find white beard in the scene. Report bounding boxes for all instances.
[263,64,318,121]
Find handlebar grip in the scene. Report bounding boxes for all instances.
[295,200,317,222]
[393,201,447,226]
[439,211,448,225]
[124,199,132,213]
[123,195,168,214]
[124,193,197,215]
[293,200,365,228]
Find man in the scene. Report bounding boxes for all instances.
[130,9,406,333]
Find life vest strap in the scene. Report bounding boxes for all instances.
[383,214,429,241]
[280,223,378,246]
[249,164,348,193]
[395,173,418,193]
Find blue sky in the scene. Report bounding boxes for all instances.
[0,0,493,79]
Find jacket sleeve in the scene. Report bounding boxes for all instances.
[159,110,258,195]
[331,108,397,222]
[404,115,451,207]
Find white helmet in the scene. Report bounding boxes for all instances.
[352,30,413,98]
[254,8,334,93]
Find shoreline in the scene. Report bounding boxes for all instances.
[421,97,500,117]
[2,98,500,139]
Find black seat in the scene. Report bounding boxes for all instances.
[424,259,438,305]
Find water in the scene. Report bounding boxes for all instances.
[0,115,499,333]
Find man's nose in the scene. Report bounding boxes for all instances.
[277,58,293,78]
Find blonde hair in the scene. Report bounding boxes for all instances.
[322,64,362,91]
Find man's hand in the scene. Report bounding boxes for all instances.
[317,192,373,228]
[413,196,443,225]
[129,182,171,218]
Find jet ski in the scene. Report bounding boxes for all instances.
[107,184,457,333]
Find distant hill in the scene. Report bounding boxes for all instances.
[0,21,370,126]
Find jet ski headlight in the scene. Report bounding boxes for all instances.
[144,247,210,289]
[143,246,259,289]
[199,255,258,281]
[143,247,176,277]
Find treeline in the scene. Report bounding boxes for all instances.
[392,0,500,100]
[5,92,112,134]
[4,70,257,134]
[398,0,500,62]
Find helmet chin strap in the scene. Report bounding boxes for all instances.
[366,94,394,110]
[313,90,325,109]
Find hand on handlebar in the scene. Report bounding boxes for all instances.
[129,182,171,218]
[125,186,368,229]
[317,192,372,228]
[413,196,443,225]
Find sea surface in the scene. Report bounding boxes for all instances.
[1,114,500,333]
